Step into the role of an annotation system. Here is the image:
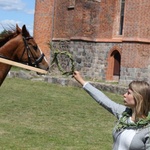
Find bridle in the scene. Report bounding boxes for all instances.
[0,36,45,67]
[19,36,45,67]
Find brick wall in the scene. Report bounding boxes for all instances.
[124,0,150,40]
[34,0,150,84]
[53,0,116,40]
[34,0,55,62]
[51,41,150,85]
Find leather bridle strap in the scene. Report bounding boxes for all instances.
[20,36,45,67]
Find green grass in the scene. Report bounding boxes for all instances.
[11,66,30,72]
[0,78,123,150]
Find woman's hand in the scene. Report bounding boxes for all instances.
[73,71,86,86]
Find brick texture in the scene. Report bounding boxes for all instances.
[34,0,55,62]
[34,0,150,84]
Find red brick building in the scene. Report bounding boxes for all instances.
[34,0,150,84]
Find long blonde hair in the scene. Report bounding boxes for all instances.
[129,81,150,118]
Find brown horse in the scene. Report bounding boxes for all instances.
[0,24,49,86]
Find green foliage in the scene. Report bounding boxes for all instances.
[0,78,122,149]
[0,29,7,34]
[49,42,75,76]
[0,29,8,36]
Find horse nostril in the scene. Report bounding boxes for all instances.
[46,67,49,71]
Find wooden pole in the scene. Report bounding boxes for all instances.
[0,58,48,74]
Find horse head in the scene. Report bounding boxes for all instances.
[14,24,49,71]
[0,24,49,86]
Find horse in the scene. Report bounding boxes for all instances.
[0,24,49,86]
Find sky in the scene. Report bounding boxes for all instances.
[0,0,35,35]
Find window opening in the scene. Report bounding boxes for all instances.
[119,0,125,35]
[68,0,75,9]
[113,51,121,76]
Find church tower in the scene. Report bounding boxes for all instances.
[34,0,55,62]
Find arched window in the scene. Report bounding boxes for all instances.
[106,49,121,81]
[112,51,121,76]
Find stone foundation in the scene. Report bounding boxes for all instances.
[7,70,127,95]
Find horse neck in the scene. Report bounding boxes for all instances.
[0,37,19,59]
[0,36,20,86]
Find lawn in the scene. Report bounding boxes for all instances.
[0,77,123,150]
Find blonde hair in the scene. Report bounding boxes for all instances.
[129,81,150,118]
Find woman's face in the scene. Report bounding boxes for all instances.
[123,89,136,108]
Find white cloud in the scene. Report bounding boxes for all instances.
[0,0,34,35]
[25,9,34,15]
[24,24,34,35]
[0,0,26,11]
[0,0,34,14]
[0,19,21,31]
[0,20,33,36]
[0,19,21,25]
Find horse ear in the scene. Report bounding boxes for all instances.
[22,25,30,37]
[16,24,21,34]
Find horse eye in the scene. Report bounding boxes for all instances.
[33,45,38,51]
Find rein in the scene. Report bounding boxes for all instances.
[19,36,45,67]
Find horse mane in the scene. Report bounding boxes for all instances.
[0,28,18,47]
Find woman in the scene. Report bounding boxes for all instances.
[73,71,150,150]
